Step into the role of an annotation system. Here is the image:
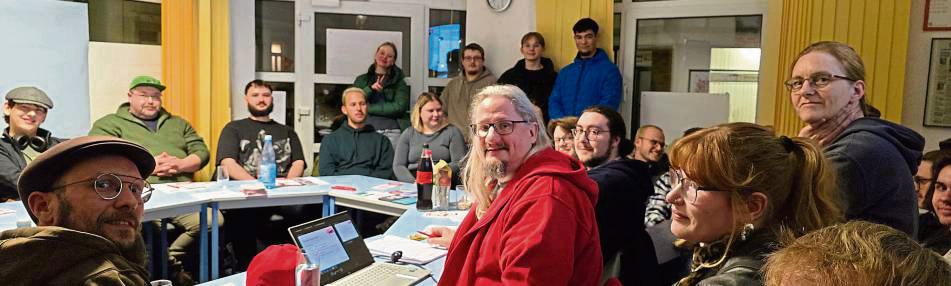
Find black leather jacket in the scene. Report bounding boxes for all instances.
[678,232,775,286]
[0,128,64,200]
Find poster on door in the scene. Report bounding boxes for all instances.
[924,38,951,127]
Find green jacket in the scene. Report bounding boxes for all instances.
[353,64,410,130]
[0,226,149,285]
[89,103,210,183]
[318,123,394,179]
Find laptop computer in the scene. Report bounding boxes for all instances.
[288,211,431,286]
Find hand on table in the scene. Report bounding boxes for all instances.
[424,225,455,248]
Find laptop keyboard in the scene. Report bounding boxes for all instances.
[331,263,424,286]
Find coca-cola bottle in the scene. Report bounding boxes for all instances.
[416,144,434,210]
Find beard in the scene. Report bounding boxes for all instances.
[57,194,142,252]
[248,103,273,117]
[484,157,507,179]
[583,145,615,168]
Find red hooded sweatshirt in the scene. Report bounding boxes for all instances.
[438,148,603,285]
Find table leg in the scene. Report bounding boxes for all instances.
[211,202,220,280]
[160,218,169,279]
[199,204,208,282]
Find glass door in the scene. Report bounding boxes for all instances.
[619,0,768,135]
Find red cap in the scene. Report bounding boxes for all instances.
[246,244,302,286]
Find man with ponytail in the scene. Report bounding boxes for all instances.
[428,85,602,286]
[665,123,843,285]
[576,106,659,285]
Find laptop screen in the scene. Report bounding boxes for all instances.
[288,211,375,285]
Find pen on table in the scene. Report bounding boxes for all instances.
[416,231,436,237]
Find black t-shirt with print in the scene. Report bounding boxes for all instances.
[216,118,305,177]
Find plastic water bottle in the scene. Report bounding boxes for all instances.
[258,135,277,189]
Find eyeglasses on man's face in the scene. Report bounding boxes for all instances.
[670,169,727,204]
[470,120,528,138]
[52,173,153,203]
[784,72,855,91]
[914,175,933,189]
[572,128,608,141]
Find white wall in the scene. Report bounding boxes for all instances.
[231,0,255,120]
[465,0,536,77]
[902,0,951,151]
[0,1,90,138]
[87,42,162,123]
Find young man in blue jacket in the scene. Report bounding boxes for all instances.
[549,18,623,119]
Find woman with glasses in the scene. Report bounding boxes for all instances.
[787,41,924,235]
[666,122,843,286]
[353,42,410,146]
[546,116,577,158]
[392,92,467,183]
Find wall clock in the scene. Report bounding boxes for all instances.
[487,0,512,12]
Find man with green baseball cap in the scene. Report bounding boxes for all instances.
[129,75,166,92]
[0,86,65,202]
[90,75,220,282]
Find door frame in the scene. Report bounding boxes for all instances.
[616,0,769,135]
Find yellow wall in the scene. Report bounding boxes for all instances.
[761,0,911,136]
[536,0,614,69]
[162,0,231,181]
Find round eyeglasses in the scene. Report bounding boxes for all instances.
[51,173,153,203]
[670,169,727,204]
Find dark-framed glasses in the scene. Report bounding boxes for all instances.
[572,128,608,141]
[470,120,528,137]
[51,173,153,203]
[784,72,856,91]
[670,169,727,204]
[554,135,575,144]
[914,175,933,187]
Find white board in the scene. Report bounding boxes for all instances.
[326,29,403,77]
[640,92,730,145]
[0,1,90,138]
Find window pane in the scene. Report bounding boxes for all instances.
[315,13,412,77]
[634,15,762,123]
[613,13,622,64]
[256,0,295,72]
[314,84,349,143]
[88,0,161,45]
[429,9,466,78]
[264,82,295,127]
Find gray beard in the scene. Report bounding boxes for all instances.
[484,158,506,179]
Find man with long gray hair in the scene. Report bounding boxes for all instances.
[426,85,603,285]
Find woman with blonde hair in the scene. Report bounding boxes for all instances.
[392,92,466,183]
[353,42,410,146]
[666,122,843,285]
[763,221,951,286]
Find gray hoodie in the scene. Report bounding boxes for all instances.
[441,68,496,141]
[825,117,924,235]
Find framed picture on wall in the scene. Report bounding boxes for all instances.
[688,70,709,93]
[923,38,951,127]
[925,0,951,31]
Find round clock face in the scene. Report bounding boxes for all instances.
[487,0,512,12]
